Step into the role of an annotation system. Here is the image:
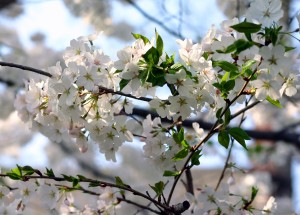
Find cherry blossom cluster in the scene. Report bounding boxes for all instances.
[14,0,299,168]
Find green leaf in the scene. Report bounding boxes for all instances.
[173,128,184,144]
[234,39,253,54]
[212,82,222,90]
[62,174,75,182]
[221,72,230,83]
[88,181,100,187]
[119,79,130,91]
[115,176,130,195]
[223,80,235,92]
[251,186,259,201]
[213,61,238,73]
[146,67,166,86]
[284,46,296,52]
[155,30,164,57]
[11,166,22,177]
[139,69,150,85]
[229,127,250,140]
[115,176,125,188]
[216,108,223,119]
[230,22,262,33]
[7,172,22,180]
[149,181,165,196]
[181,140,190,149]
[216,43,236,54]
[131,33,150,44]
[191,150,202,166]
[242,60,257,72]
[172,148,189,161]
[245,32,252,41]
[21,166,35,176]
[224,108,231,126]
[221,39,253,54]
[163,170,180,177]
[77,175,87,180]
[143,47,159,65]
[202,52,210,60]
[218,130,230,149]
[170,62,184,71]
[228,127,250,149]
[266,96,282,108]
[45,168,55,177]
[72,178,81,188]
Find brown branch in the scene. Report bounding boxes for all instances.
[0,61,52,77]
[0,173,171,212]
[98,86,152,102]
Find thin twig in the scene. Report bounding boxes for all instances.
[215,139,234,191]
[126,0,184,39]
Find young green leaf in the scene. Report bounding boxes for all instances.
[250,186,259,201]
[224,108,231,126]
[173,128,185,144]
[21,166,35,176]
[230,22,262,33]
[11,166,22,177]
[115,176,125,187]
[191,150,202,166]
[223,80,235,92]
[218,130,230,149]
[88,180,101,187]
[163,170,180,177]
[155,30,164,57]
[228,127,250,149]
[234,39,253,54]
[62,174,75,182]
[45,168,55,177]
[143,47,159,65]
[131,33,150,44]
[172,148,189,161]
[213,61,239,73]
[149,181,165,196]
[7,172,22,180]
[216,107,223,119]
[266,96,282,108]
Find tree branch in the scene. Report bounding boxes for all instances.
[125,0,185,39]
[131,107,300,149]
[0,61,52,77]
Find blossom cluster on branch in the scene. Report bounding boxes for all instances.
[0,0,299,214]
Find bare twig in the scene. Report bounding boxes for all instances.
[125,0,184,39]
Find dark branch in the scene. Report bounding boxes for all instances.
[0,61,52,77]
[131,107,300,149]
